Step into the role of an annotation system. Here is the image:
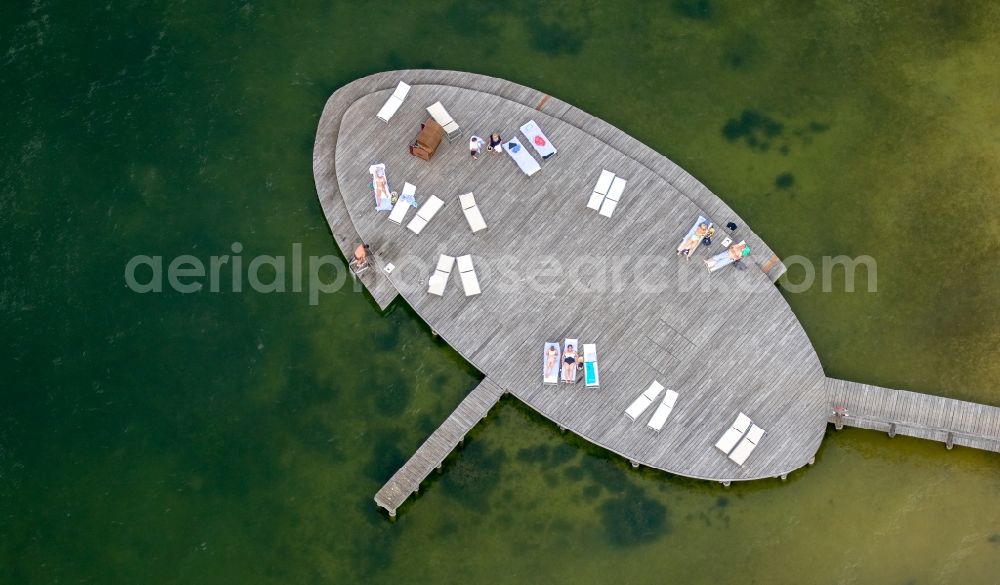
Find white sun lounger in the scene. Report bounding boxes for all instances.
[426,101,461,141]
[561,338,579,383]
[459,192,487,233]
[520,120,557,159]
[457,254,480,296]
[599,176,627,218]
[583,344,600,388]
[625,381,664,421]
[587,170,616,210]
[389,182,416,224]
[647,389,679,431]
[503,138,541,177]
[729,424,765,466]
[376,81,410,123]
[543,342,561,384]
[427,254,455,296]
[407,195,444,235]
[715,413,752,455]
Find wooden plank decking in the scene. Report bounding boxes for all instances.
[827,378,1000,452]
[314,68,788,311]
[313,77,400,310]
[312,70,999,517]
[374,377,505,517]
[318,70,829,484]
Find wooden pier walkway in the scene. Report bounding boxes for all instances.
[827,378,1000,452]
[374,377,506,517]
[313,70,999,517]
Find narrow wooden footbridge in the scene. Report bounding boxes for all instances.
[373,378,505,514]
[828,379,1000,451]
[313,70,1000,518]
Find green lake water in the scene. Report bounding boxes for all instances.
[2,1,999,583]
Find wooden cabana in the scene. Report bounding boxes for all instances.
[408,118,443,161]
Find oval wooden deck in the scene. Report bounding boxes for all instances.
[313,71,999,517]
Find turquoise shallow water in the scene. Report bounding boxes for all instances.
[2,1,999,584]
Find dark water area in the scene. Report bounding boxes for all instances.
[2,1,998,583]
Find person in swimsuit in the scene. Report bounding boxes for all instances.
[545,345,559,377]
[373,169,390,205]
[562,344,577,381]
[728,242,750,260]
[677,223,710,259]
[704,242,750,270]
[488,132,502,154]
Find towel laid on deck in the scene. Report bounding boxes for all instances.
[399,182,418,208]
[504,138,541,176]
[520,120,557,159]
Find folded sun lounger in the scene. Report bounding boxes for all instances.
[389,182,416,224]
[427,254,455,296]
[407,195,444,235]
[625,381,665,421]
[543,342,562,384]
[583,344,600,388]
[369,163,393,212]
[520,120,557,159]
[503,138,541,177]
[426,101,461,142]
[459,192,487,233]
[376,81,410,123]
[457,254,480,296]
[561,338,579,383]
[728,424,765,466]
[647,389,679,431]
[587,170,616,210]
[715,413,752,455]
[599,177,627,218]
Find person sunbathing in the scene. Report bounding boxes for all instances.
[373,170,390,203]
[562,345,577,381]
[545,345,559,376]
[705,242,750,270]
[677,223,710,259]
[676,236,700,259]
[728,242,750,260]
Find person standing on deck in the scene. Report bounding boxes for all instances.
[487,132,502,155]
[469,135,485,159]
